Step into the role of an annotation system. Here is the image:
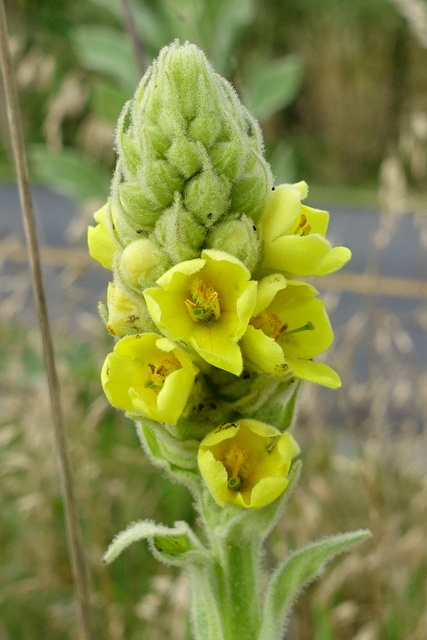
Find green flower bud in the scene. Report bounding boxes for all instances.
[187,75,224,148]
[137,157,183,209]
[205,216,261,272]
[117,182,162,231]
[184,148,231,226]
[229,168,271,222]
[110,40,272,248]
[153,194,205,262]
[165,136,202,179]
[209,138,246,183]
[119,238,169,290]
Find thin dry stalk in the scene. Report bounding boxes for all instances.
[119,0,146,76]
[0,2,95,639]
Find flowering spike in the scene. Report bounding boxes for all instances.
[109,41,272,249]
[87,39,366,640]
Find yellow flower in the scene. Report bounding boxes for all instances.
[101,333,199,425]
[143,249,257,376]
[259,182,351,277]
[87,203,117,269]
[198,419,300,509]
[241,275,341,388]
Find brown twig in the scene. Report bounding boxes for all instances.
[0,3,95,639]
[119,0,146,76]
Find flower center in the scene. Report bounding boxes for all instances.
[223,445,251,491]
[185,278,220,323]
[251,312,315,342]
[144,357,180,392]
[292,213,312,236]
[251,311,283,339]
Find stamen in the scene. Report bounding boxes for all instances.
[224,445,250,491]
[251,312,283,339]
[145,358,180,393]
[185,278,220,323]
[294,213,312,236]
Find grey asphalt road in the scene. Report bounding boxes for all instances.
[1,183,426,433]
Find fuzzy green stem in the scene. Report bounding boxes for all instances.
[191,495,262,640]
[218,538,262,639]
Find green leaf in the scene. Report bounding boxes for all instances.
[251,379,301,429]
[267,141,297,185]
[104,519,206,567]
[189,564,226,640]
[91,80,130,123]
[136,420,199,470]
[136,421,201,494]
[245,55,303,121]
[207,0,256,75]
[153,533,193,556]
[29,145,110,203]
[87,0,167,53]
[259,529,372,640]
[72,25,139,91]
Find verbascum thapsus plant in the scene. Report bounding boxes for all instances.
[89,40,370,640]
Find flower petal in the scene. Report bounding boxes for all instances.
[253,274,287,316]
[260,183,307,242]
[241,325,287,375]
[264,234,331,276]
[87,204,117,269]
[315,245,352,275]
[286,357,341,388]
[192,327,243,375]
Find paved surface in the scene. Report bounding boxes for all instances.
[1,183,426,434]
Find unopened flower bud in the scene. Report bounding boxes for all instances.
[205,216,261,272]
[110,40,272,247]
[119,238,169,290]
[153,194,205,263]
[106,282,148,337]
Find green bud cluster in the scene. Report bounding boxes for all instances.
[108,40,273,271]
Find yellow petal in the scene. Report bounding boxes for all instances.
[192,326,243,375]
[248,476,289,508]
[314,245,352,275]
[260,183,306,242]
[156,258,206,289]
[263,234,331,276]
[88,203,117,269]
[144,251,257,374]
[286,358,341,388]
[253,273,287,316]
[275,296,334,359]
[197,449,230,506]
[101,351,141,412]
[198,419,299,509]
[101,334,199,424]
[300,204,329,236]
[241,325,287,375]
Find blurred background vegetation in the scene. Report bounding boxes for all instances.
[2,0,427,207]
[1,0,427,639]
